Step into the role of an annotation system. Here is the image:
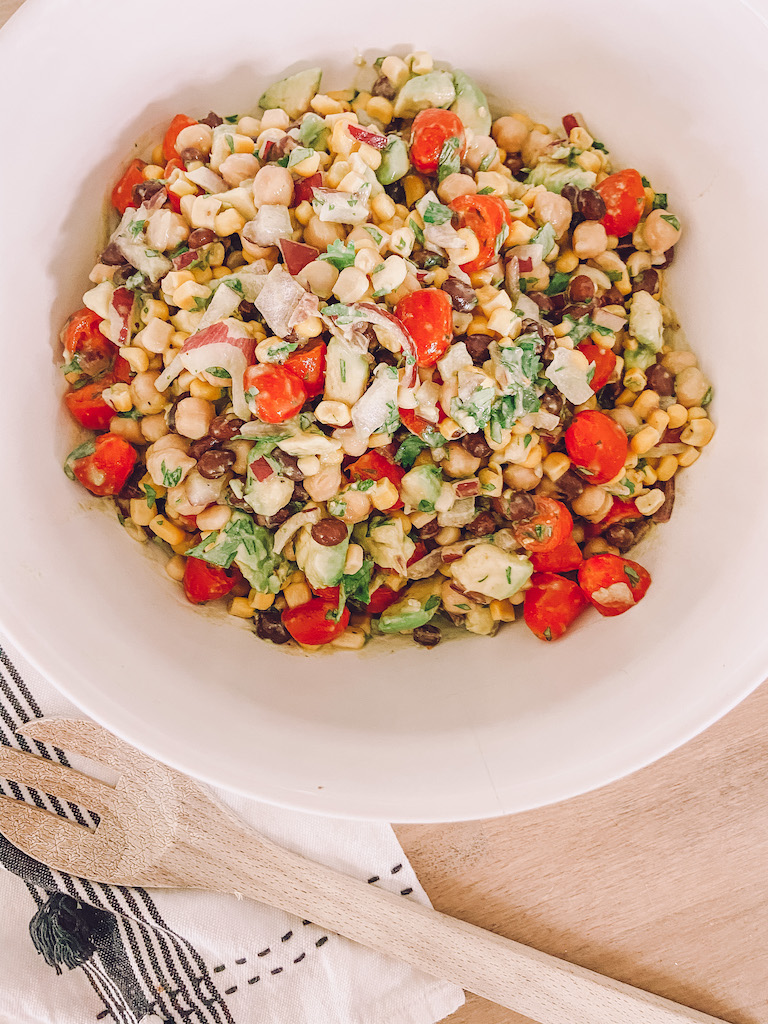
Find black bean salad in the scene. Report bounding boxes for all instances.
[60,52,715,651]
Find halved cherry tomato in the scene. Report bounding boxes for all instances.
[565,410,629,485]
[578,344,617,393]
[365,585,399,615]
[183,557,237,605]
[347,449,404,509]
[62,308,116,378]
[312,585,341,602]
[578,553,651,617]
[394,288,453,367]
[284,338,326,399]
[595,168,646,238]
[449,193,512,273]
[523,573,588,641]
[530,534,583,573]
[399,407,443,441]
[409,108,466,175]
[111,158,146,215]
[513,496,573,553]
[243,364,307,423]
[163,114,198,162]
[71,433,137,497]
[64,376,119,431]
[282,597,350,646]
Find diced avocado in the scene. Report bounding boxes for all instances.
[184,511,287,594]
[297,112,330,151]
[399,464,442,513]
[525,161,597,194]
[294,523,349,589]
[378,578,442,633]
[376,135,410,185]
[451,544,532,601]
[628,290,664,352]
[259,67,322,120]
[450,69,491,136]
[323,337,370,406]
[243,467,294,518]
[357,516,415,575]
[393,70,456,118]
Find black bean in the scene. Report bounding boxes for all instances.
[464,512,496,537]
[441,277,478,313]
[189,227,216,249]
[269,135,296,162]
[256,609,291,645]
[270,449,303,481]
[100,241,127,266]
[464,334,491,364]
[557,469,586,502]
[652,478,675,523]
[461,432,493,459]
[645,362,674,396]
[603,524,635,552]
[656,247,675,269]
[519,318,552,345]
[197,449,236,479]
[180,147,204,165]
[371,74,396,100]
[188,435,220,460]
[568,274,595,304]
[209,415,244,441]
[418,518,441,540]
[597,381,623,407]
[257,508,292,529]
[576,188,606,221]
[119,463,146,501]
[311,519,349,547]
[385,180,406,206]
[539,391,564,417]
[632,268,659,295]
[409,248,448,270]
[561,301,596,320]
[561,183,580,210]
[131,179,164,206]
[200,111,224,128]
[292,481,310,504]
[413,624,442,648]
[504,152,525,177]
[601,285,624,306]
[529,292,553,313]
[496,491,536,521]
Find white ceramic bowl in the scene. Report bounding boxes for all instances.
[1,0,767,822]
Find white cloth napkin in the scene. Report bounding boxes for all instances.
[0,632,464,1024]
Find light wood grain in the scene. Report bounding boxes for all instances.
[397,681,768,1024]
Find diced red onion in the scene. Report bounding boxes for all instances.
[347,124,387,149]
[249,456,274,482]
[278,238,320,276]
[291,173,322,208]
[109,287,136,347]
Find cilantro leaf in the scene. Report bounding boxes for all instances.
[563,313,613,344]
[476,186,495,195]
[225,134,235,154]
[394,433,429,469]
[128,219,147,238]
[161,461,182,488]
[318,239,357,270]
[206,366,231,378]
[322,302,367,325]
[437,135,461,183]
[63,440,96,480]
[545,271,571,296]
[408,218,425,247]
[423,200,453,225]
[624,565,641,587]
[652,193,668,210]
[143,483,157,508]
[660,213,680,231]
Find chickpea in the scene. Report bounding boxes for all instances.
[252,164,293,206]
[174,122,213,157]
[219,153,260,188]
[463,135,499,173]
[532,191,572,239]
[338,489,372,524]
[571,485,607,518]
[140,413,170,443]
[225,438,253,475]
[196,503,232,532]
[174,397,215,439]
[441,578,477,617]
[130,370,167,415]
[441,442,481,479]
[297,259,339,299]
[145,438,195,488]
[303,215,346,252]
[492,116,529,154]
[674,366,711,408]
[109,415,144,445]
[642,208,682,254]
[502,464,542,490]
[437,173,477,204]
[304,466,342,502]
[521,129,556,169]
[572,221,608,259]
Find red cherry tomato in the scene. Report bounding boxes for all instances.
[409,108,466,175]
[183,557,237,605]
[513,496,573,553]
[582,496,643,539]
[524,573,588,641]
[347,450,404,509]
[578,553,651,617]
[284,338,326,399]
[282,597,350,646]
[595,168,646,238]
[111,159,146,215]
[565,410,629,485]
[163,114,198,162]
[578,344,617,393]
[398,407,443,441]
[530,534,583,573]
[312,585,341,602]
[394,288,453,367]
[449,193,512,273]
[64,376,119,431]
[365,585,400,615]
[62,308,116,378]
[71,433,137,497]
[243,364,307,423]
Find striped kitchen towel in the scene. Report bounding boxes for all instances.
[0,635,464,1024]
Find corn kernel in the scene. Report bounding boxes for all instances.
[490,599,516,623]
[369,478,400,511]
[229,597,255,619]
[165,554,186,581]
[366,96,394,125]
[294,200,314,226]
[330,627,367,651]
[666,403,688,429]
[542,452,571,482]
[632,390,660,420]
[189,379,223,401]
[249,590,275,611]
[149,515,186,547]
[623,368,647,393]
[635,489,665,516]
[630,425,661,455]
[402,174,426,208]
[284,581,312,608]
[655,455,679,481]
[677,446,701,468]
[681,417,715,447]
[120,346,149,373]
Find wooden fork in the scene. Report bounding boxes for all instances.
[0,718,730,1024]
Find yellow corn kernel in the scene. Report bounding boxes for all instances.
[646,408,670,435]
[141,298,170,324]
[623,368,647,393]
[631,425,661,455]
[172,280,211,311]
[294,315,323,340]
[367,96,394,125]
[119,346,149,374]
[142,163,165,181]
[214,208,246,237]
[168,176,198,199]
[666,403,688,429]
[542,451,571,482]
[489,599,516,623]
[555,250,579,273]
[249,590,275,611]
[330,627,367,651]
[403,174,427,208]
[151,144,164,166]
[149,515,186,547]
[439,417,464,441]
[165,554,186,581]
[521,443,543,469]
[294,200,314,226]
[505,220,537,246]
[189,378,223,401]
[430,267,450,287]
[677,446,701,468]
[655,455,678,481]
[635,489,666,516]
[632,389,660,420]
[478,467,503,496]
[311,94,346,116]
[351,90,372,115]
[284,581,312,608]
[191,266,214,285]
[370,478,400,511]
[640,463,658,486]
[467,316,494,336]
[371,193,396,223]
[382,572,408,592]
[107,383,133,413]
[129,498,156,527]
[228,597,255,619]
[615,387,638,407]
[681,417,715,447]
[210,266,231,281]
[686,406,708,420]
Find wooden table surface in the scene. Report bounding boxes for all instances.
[3,3,766,1021]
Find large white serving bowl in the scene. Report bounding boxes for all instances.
[0,0,766,822]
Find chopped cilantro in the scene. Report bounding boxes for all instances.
[505,567,512,585]
[592,140,608,152]
[586,364,596,385]
[143,483,157,508]
[61,353,82,376]
[660,213,680,230]
[476,186,495,195]
[381,400,400,436]
[265,341,298,363]
[206,366,231,378]
[523,433,532,448]
[456,603,471,611]
[394,433,429,469]
[340,358,347,383]
[161,461,182,488]
[323,302,366,325]
[545,271,571,296]
[224,278,244,296]
[437,135,461,183]
[624,565,641,587]
[494,222,509,257]
[652,193,668,210]
[423,200,453,225]
[353,478,375,492]
[478,151,496,173]
[620,477,635,495]
[318,239,357,270]
[605,269,623,282]
[641,175,651,188]
[224,114,239,123]
[424,595,440,613]
[409,218,425,246]
[701,387,713,407]
[418,499,435,513]
[225,134,235,154]
[563,313,613,343]
[117,408,143,420]
[128,219,146,238]
[363,225,384,245]
[191,295,210,312]
[63,440,96,480]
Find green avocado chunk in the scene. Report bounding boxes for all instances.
[393,70,456,118]
[399,464,442,512]
[378,578,443,633]
[259,67,322,120]
[450,69,492,136]
[294,523,349,589]
[376,135,410,185]
[450,544,532,601]
[525,161,597,194]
